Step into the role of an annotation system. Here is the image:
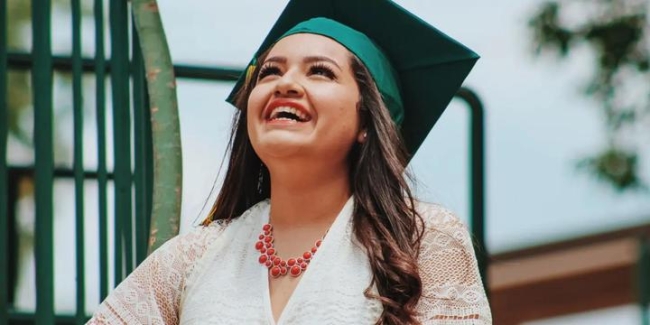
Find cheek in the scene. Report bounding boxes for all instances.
[246,87,267,142]
[247,87,267,117]
[327,89,360,128]
[313,91,361,143]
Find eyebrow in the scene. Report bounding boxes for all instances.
[264,55,343,71]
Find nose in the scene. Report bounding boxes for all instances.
[274,71,304,98]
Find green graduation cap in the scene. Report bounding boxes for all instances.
[227,0,479,156]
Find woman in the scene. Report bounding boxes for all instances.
[89,0,491,324]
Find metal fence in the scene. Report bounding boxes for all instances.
[2,0,154,323]
[0,1,488,324]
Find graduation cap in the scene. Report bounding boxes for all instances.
[227,0,479,156]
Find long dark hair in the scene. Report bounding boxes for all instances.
[203,52,425,325]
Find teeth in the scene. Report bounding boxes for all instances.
[269,106,309,121]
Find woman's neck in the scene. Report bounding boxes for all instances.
[266,161,351,227]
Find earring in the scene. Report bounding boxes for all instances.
[363,131,368,139]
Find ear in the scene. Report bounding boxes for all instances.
[357,129,368,143]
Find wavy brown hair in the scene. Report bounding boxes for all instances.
[202,52,425,324]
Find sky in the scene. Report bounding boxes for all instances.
[6,0,650,322]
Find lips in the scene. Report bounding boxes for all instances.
[264,99,312,123]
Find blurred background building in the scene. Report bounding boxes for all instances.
[2,0,650,324]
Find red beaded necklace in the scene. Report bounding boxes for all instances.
[255,223,323,278]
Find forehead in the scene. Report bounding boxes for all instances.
[266,33,352,63]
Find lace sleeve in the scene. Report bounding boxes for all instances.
[86,223,222,325]
[415,203,492,324]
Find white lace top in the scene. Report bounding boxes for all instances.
[88,198,492,324]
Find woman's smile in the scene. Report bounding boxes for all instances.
[264,99,312,125]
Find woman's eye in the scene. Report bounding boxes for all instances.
[309,64,336,79]
[258,65,281,80]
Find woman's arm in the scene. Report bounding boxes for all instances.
[415,202,492,324]
[87,224,220,324]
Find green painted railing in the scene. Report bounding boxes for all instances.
[2,0,158,323]
[110,0,133,281]
[32,1,55,324]
[71,1,85,324]
[93,0,109,303]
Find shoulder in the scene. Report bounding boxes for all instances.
[412,201,492,323]
[158,199,269,256]
[414,201,472,246]
[412,200,477,277]
[149,221,227,270]
[153,199,269,264]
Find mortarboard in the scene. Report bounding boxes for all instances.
[227,0,479,156]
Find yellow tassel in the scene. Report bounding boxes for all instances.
[245,63,256,84]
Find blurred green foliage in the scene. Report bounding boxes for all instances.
[529,0,649,191]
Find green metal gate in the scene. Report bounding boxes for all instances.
[1,0,156,323]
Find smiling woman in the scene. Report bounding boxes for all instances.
[87,0,490,324]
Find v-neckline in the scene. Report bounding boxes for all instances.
[260,197,354,325]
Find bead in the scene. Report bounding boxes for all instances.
[255,241,264,250]
[290,265,302,276]
[258,255,268,264]
[257,222,323,278]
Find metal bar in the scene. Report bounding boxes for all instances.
[168,64,240,81]
[131,24,148,265]
[71,0,86,322]
[7,166,115,180]
[32,0,55,323]
[94,0,109,300]
[109,0,132,282]
[0,0,9,322]
[455,87,488,296]
[120,4,134,277]
[7,52,242,81]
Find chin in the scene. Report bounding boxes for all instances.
[253,137,310,160]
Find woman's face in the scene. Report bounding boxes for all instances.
[247,33,362,165]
